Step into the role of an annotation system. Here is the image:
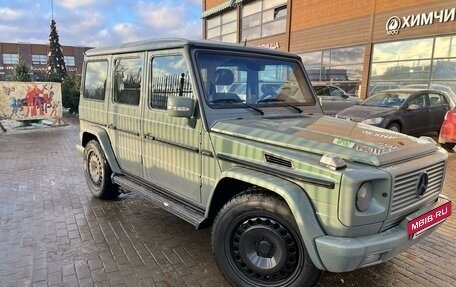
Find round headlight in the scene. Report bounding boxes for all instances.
[356,182,373,212]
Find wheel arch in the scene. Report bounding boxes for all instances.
[206,166,326,270]
[81,126,121,174]
[386,120,402,132]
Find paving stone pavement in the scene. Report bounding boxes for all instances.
[0,115,455,287]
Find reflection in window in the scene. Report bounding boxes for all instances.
[369,35,456,98]
[150,55,192,110]
[114,57,142,106]
[299,46,364,97]
[372,38,433,62]
[370,60,431,81]
[432,59,456,80]
[83,61,108,100]
[434,35,456,58]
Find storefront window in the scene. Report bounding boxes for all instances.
[434,35,456,58]
[369,35,456,98]
[241,0,287,41]
[300,45,364,97]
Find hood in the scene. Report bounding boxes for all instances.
[337,105,397,122]
[211,114,437,167]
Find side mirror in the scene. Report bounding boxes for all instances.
[167,96,195,118]
[407,104,420,110]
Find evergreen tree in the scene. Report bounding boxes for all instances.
[10,58,31,82]
[46,19,67,81]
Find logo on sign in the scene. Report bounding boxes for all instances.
[386,16,401,35]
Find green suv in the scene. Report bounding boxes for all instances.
[77,39,450,287]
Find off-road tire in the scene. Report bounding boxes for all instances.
[83,140,119,199]
[212,190,321,287]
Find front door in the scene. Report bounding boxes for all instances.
[141,52,202,203]
[106,54,145,177]
[402,93,429,134]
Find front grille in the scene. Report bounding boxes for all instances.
[381,160,446,231]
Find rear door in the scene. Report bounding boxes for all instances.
[428,92,451,131]
[106,54,145,177]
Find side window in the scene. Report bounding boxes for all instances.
[114,57,142,106]
[429,93,447,107]
[409,94,427,108]
[83,61,108,100]
[330,87,345,97]
[150,55,193,110]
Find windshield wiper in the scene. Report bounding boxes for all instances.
[210,98,264,115]
[256,98,303,113]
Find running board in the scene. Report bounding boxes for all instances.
[112,174,207,228]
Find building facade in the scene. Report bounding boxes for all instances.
[0,42,91,81]
[202,0,456,98]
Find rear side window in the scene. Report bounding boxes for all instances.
[83,61,108,100]
[114,57,142,106]
[150,55,193,110]
[429,93,448,107]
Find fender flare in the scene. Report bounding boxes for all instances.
[79,126,121,174]
[209,166,326,270]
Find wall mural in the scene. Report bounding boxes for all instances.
[0,81,62,121]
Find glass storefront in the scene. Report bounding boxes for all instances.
[369,35,456,98]
[299,45,365,97]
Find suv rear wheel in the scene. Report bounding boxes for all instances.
[83,140,119,199]
[212,190,321,287]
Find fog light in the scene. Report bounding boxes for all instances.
[361,253,382,267]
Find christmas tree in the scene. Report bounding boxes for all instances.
[46,19,67,81]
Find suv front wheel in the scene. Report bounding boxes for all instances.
[212,190,321,287]
[83,140,119,199]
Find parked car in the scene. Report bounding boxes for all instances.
[367,82,401,97]
[336,89,455,134]
[439,109,456,151]
[402,83,456,105]
[312,83,360,115]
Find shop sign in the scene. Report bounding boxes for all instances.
[258,42,280,50]
[386,7,455,35]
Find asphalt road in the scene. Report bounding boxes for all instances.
[0,115,454,287]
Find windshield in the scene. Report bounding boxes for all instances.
[195,51,315,108]
[362,91,410,107]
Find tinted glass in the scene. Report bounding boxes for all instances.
[113,57,142,106]
[83,61,108,100]
[150,55,192,110]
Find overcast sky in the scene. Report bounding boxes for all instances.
[0,0,203,48]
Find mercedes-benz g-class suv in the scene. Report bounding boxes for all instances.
[77,39,451,287]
